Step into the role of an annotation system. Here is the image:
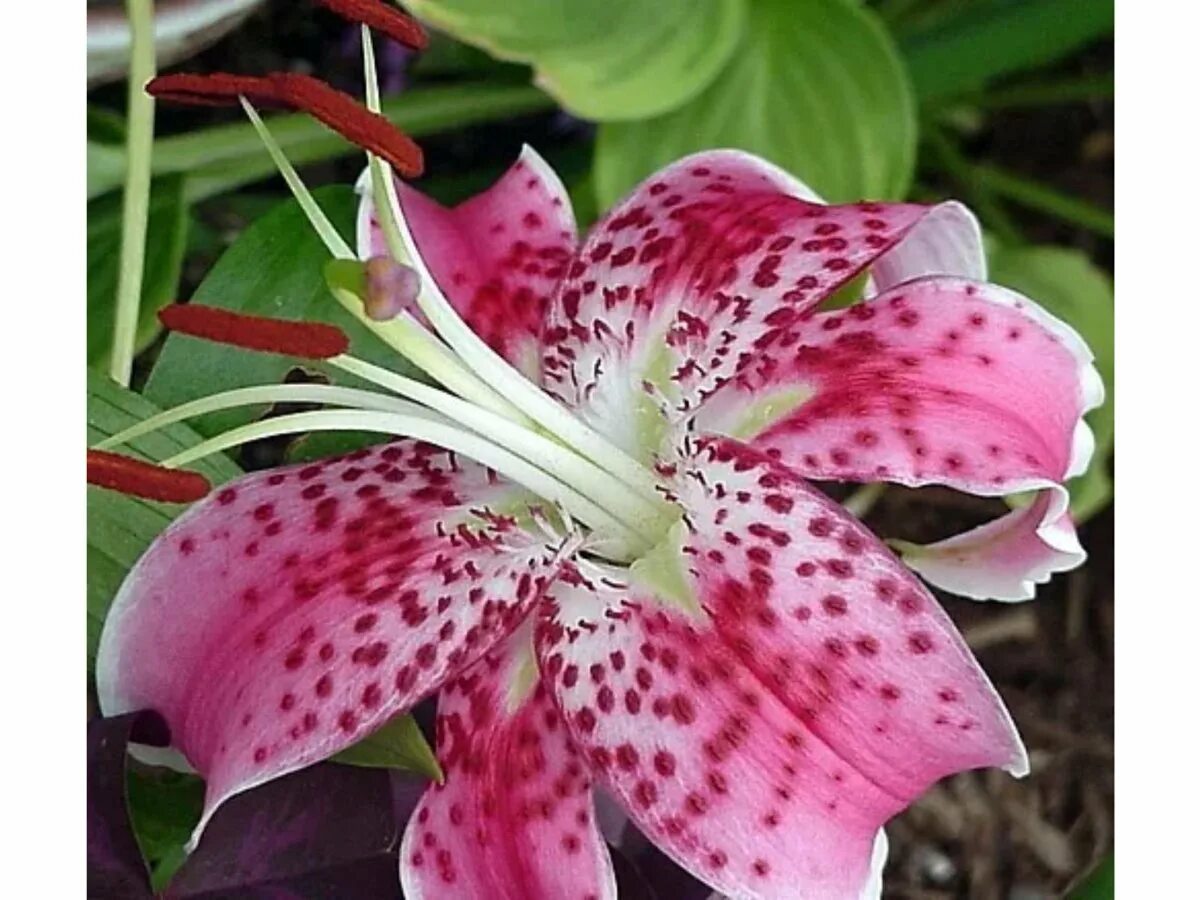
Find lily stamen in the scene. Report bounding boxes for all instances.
[158,304,351,359]
[147,72,424,177]
[87,449,211,503]
[315,0,428,49]
[99,303,676,547]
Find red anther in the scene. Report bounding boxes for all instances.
[143,73,283,108]
[87,450,212,503]
[158,305,351,359]
[146,72,424,177]
[314,0,428,50]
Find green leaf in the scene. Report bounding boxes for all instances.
[593,0,916,210]
[88,141,127,200]
[88,106,128,200]
[333,714,443,781]
[1071,855,1114,899]
[88,175,189,369]
[988,244,1114,520]
[143,187,413,436]
[87,370,242,670]
[902,0,1115,102]
[126,767,205,891]
[402,0,746,120]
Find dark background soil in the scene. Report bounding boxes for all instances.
[93,2,1114,896]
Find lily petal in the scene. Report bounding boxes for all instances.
[400,629,617,899]
[534,437,1023,900]
[869,201,986,291]
[96,441,564,835]
[695,276,1102,600]
[540,149,953,459]
[357,145,577,376]
[897,490,1085,602]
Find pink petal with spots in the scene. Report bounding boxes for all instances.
[539,149,937,457]
[689,163,984,295]
[400,630,616,899]
[357,145,577,376]
[96,441,565,837]
[695,276,1101,600]
[869,201,986,291]
[533,437,1023,900]
[899,489,1085,602]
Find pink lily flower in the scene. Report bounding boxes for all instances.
[94,48,1100,897]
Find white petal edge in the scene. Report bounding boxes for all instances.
[857,828,890,900]
[869,201,988,292]
[900,485,1086,603]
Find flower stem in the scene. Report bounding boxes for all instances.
[108,0,156,386]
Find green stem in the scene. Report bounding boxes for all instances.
[964,73,1114,110]
[975,165,1114,238]
[109,0,156,386]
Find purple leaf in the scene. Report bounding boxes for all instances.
[88,711,168,899]
[168,764,425,898]
[618,825,713,900]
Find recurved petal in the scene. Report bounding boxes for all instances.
[695,276,1101,600]
[357,145,577,377]
[897,488,1085,602]
[400,629,616,899]
[533,437,1024,900]
[96,441,564,837]
[868,201,986,291]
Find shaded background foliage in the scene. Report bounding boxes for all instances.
[87,0,1114,897]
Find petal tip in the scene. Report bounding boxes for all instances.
[857,828,889,900]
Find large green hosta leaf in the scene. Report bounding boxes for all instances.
[989,245,1114,521]
[593,0,916,210]
[402,0,746,120]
